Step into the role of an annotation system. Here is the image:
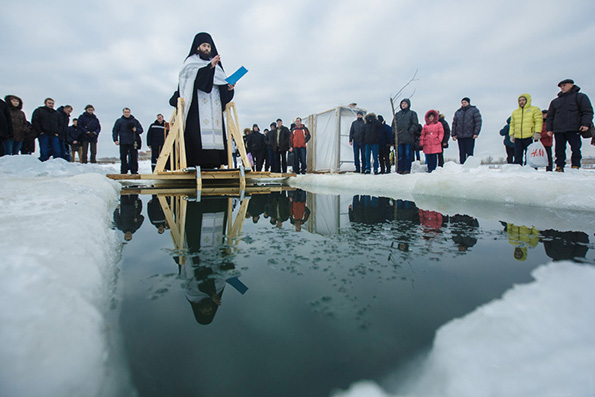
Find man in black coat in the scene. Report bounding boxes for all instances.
[247,124,267,171]
[363,113,381,174]
[437,112,451,167]
[32,98,64,161]
[146,114,168,171]
[272,119,291,173]
[0,98,13,156]
[67,118,83,162]
[349,111,365,173]
[112,107,143,174]
[56,105,73,161]
[545,79,594,171]
[78,105,101,164]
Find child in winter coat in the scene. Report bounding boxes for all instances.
[420,110,444,172]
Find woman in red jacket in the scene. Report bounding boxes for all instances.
[540,109,553,171]
[420,110,444,172]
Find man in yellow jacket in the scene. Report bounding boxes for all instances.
[510,93,542,165]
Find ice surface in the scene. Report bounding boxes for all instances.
[1,155,594,396]
[0,156,132,397]
[334,261,595,397]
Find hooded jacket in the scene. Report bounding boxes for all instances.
[4,95,31,141]
[545,84,594,133]
[420,110,444,154]
[452,103,482,138]
[392,99,419,145]
[510,93,543,139]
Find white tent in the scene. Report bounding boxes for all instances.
[304,105,367,173]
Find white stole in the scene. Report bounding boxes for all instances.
[179,55,228,150]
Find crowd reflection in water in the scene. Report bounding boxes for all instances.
[116,191,591,324]
[113,194,144,241]
[503,222,590,262]
[348,194,589,261]
[247,189,310,232]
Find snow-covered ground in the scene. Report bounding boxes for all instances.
[1,155,594,396]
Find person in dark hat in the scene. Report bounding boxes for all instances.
[545,79,593,171]
[451,97,482,164]
[169,32,235,169]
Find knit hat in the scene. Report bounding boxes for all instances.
[357,111,364,116]
[462,97,471,103]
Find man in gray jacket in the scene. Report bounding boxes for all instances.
[452,97,482,164]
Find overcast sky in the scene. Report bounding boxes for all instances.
[2,0,594,160]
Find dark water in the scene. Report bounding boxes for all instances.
[112,190,594,397]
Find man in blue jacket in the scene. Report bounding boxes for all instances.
[452,97,482,164]
[113,107,143,174]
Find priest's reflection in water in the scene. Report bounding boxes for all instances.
[147,194,167,234]
[179,197,247,325]
[113,194,144,241]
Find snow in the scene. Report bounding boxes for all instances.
[0,155,594,396]
[334,261,595,397]
[0,156,132,397]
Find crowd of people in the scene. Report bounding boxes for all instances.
[239,117,311,174]
[2,52,593,176]
[348,79,594,175]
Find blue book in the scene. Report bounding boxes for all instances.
[226,66,248,86]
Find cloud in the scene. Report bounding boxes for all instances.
[2,0,594,160]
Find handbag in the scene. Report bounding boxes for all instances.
[526,141,548,168]
[580,125,595,139]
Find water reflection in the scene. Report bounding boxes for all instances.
[113,194,144,241]
[115,189,593,396]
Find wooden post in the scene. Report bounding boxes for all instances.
[225,102,251,171]
[155,97,187,173]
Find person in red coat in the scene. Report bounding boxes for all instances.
[420,110,444,172]
[540,109,553,171]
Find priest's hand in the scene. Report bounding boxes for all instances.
[210,55,220,68]
[227,84,235,91]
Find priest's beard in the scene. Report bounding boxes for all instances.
[198,49,211,60]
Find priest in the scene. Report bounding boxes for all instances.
[170,32,235,168]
